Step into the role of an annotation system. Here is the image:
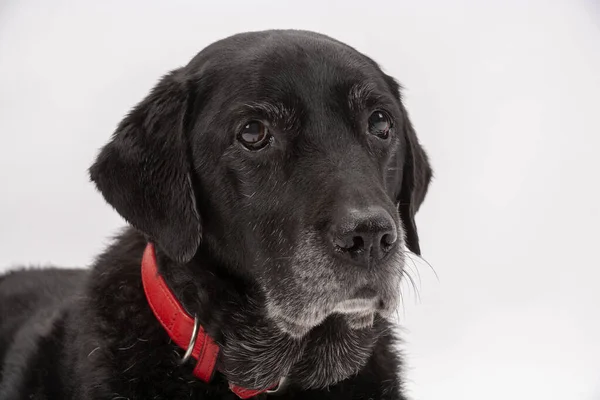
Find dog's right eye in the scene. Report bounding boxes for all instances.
[238,121,271,150]
[367,111,392,140]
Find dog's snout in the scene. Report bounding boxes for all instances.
[332,206,397,264]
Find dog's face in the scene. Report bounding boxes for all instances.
[90,30,431,338]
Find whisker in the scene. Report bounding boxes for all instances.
[405,255,422,289]
[398,285,406,320]
[402,269,421,303]
[406,252,439,282]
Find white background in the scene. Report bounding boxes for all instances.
[1,1,599,399]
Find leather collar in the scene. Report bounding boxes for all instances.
[141,243,270,399]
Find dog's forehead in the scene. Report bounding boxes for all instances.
[192,31,386,105]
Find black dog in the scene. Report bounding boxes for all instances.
[0,30,431,399]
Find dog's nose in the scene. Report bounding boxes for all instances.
[332,206,397,264]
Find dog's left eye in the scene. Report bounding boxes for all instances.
[238,121,271,150]
[367,111,392,139]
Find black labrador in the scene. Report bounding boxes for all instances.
[0,30,432,399]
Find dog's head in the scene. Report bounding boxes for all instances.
[90,30,431,338]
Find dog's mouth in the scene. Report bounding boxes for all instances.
[262,229,404,338]
[333,286,379,314]
[273,317,316,339]
[269,286,387,338]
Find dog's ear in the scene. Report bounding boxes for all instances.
[385,76,432,256]
[89,69,201,263]
[398,112,432,256]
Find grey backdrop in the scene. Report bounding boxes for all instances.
[1,1,599,399]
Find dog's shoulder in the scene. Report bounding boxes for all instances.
[0,267,88,322]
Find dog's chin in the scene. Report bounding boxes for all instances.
[273,316,316,339]
[345,312,375,329]
[273,312,377,338]
[270,298,383,338]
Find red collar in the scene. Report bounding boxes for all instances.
[141,243,269,399]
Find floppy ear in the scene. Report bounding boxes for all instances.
[398,112,432,256]
[384,76,432,256]
[89,70,201,263]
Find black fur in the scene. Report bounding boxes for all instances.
[0,30,431,399]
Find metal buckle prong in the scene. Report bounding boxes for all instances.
[266,376,288,395]
[180,315,200,364]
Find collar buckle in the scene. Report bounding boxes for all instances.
[180,314,200,365]
[266,376,288,396]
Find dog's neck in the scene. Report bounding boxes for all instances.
[91,228,383,391]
